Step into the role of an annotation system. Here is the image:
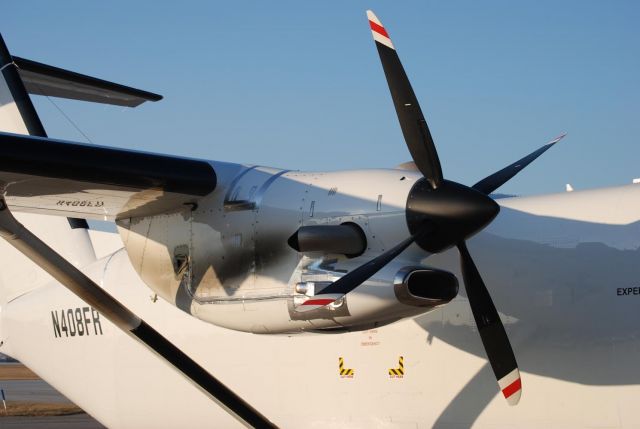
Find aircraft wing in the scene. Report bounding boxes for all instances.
[0,132,216,220]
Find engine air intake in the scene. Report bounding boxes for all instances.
[287,223,366,257]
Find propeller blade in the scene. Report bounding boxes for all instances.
[472,133,566,195]
[298,225,431,311]
[457,241,521,405]
[367,10,443,189]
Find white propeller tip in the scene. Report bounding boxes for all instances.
[549,132,567,144]
[366,10,395,50]
[506,388,522,406]
[498,368,522,406]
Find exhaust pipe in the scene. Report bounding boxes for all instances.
[394,266,459,307]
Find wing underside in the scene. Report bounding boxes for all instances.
[0,132,216,220]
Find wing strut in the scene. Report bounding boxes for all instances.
[0,199,277,429]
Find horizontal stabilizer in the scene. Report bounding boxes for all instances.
[13,56,162,107]
[0,132,216,220]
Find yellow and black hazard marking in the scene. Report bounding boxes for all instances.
[388,356,404,378]
[338,357,354,378]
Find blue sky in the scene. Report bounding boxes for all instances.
[4,1,639,195]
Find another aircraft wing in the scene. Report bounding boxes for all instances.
[0,132,216,220]
[13,56,162,107]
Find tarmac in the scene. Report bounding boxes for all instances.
[0,414,104,428]
[0,380,73,403]
[0,379,104,429]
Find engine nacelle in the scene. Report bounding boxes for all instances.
[116,163,457,334]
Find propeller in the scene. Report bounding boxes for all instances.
[300,10,566,405]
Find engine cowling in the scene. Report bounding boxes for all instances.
[117,165,458,334]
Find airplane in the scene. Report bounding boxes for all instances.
[0,9,638,428]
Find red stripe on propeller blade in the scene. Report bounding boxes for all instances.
[369,20,389,38]
[502,377,522,399]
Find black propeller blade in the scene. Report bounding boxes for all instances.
[473,133,566,195]
[457,241,521,405]
[367,10,443,189]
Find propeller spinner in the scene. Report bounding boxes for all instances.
[300,10,566,405]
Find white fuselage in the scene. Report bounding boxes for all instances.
[1,180,640,428]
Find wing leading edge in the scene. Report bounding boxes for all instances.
[0,132,216,220]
